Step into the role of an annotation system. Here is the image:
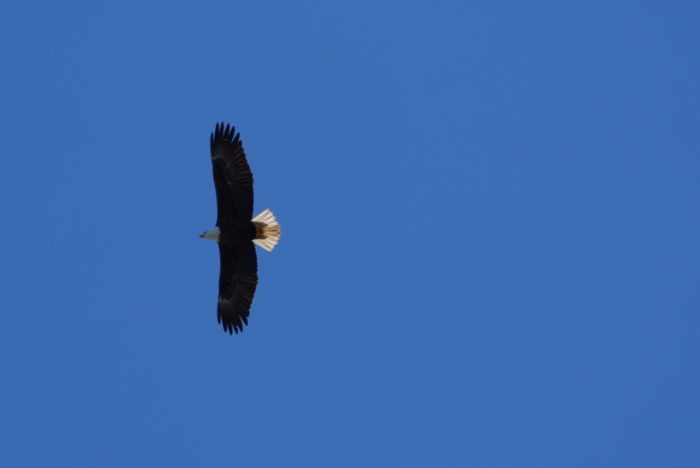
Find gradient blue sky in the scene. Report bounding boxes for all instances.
[2,1,699,467]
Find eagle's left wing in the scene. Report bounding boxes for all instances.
[210,122,254,224]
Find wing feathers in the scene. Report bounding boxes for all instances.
[217,243,258,334]
[210,122,254,223]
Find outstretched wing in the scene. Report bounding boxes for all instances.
[217,242,258,334]
[210,122,254,224]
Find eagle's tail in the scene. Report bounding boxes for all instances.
[252,209,281,252]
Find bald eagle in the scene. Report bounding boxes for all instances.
[199,123,281,334]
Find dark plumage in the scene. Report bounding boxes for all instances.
[211,123,254,224]
[201,122,280,335]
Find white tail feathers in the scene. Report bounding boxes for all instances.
[252,209,281,252]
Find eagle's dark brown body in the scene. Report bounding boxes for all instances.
[200,123,280,335]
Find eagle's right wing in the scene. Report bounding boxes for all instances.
[217,242,258,334]
[210,123,254,224]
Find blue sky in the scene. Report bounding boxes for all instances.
[1,1,699,466]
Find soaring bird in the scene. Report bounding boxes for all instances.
[199,122,281,334]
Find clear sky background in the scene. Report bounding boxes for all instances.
[1,1,699,467]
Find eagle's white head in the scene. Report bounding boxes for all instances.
[199,226,221,241]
